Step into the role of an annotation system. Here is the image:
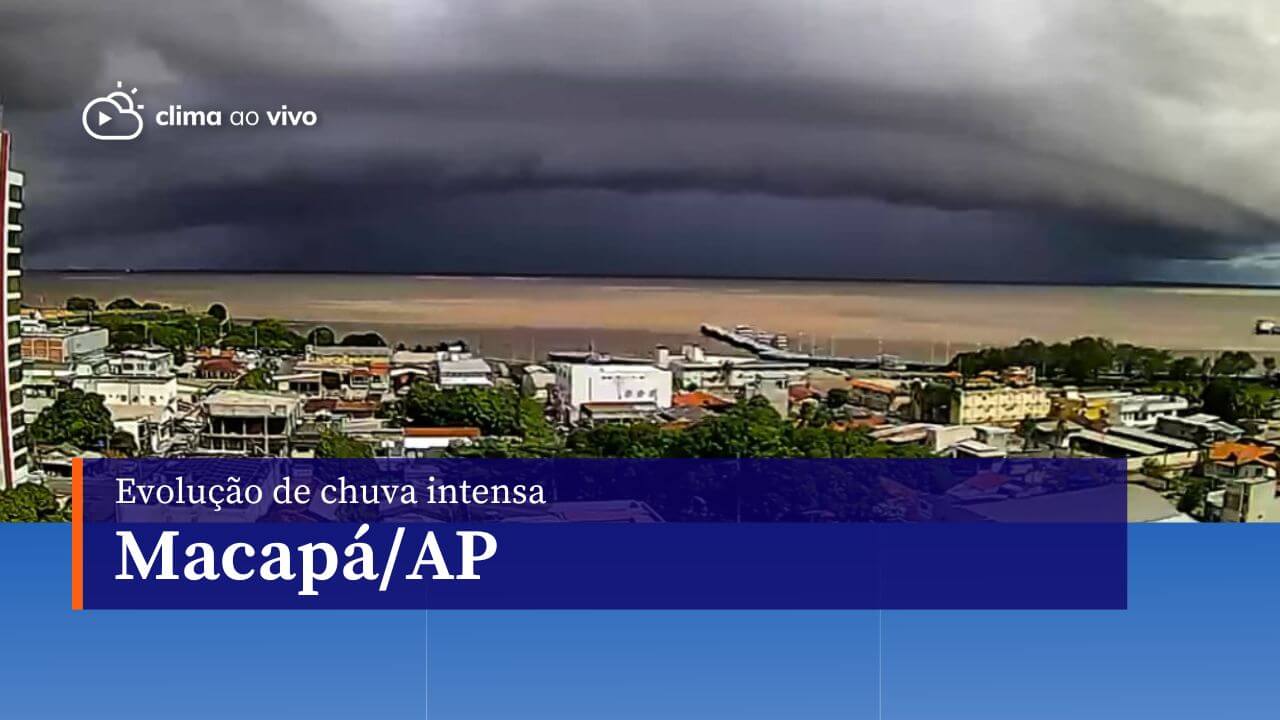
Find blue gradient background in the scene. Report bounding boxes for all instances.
[1,524,1275,719]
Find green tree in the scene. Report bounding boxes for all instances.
[307,326,336,346]
[796,401,834,428]
[339,331,388,347]
[1060,337,1115,382]
[825,388,851,410]
[65,296,98,312]
[207,303,228,321]
[1131,347,1173,381]
[148,325,189,364]
[404,382,547,438]
[31,389,114,449]
[1201,378,1240,421]
[221,319,306,352]
[315,428,374,459]
[105,297,141,311]
[0,484,69,522]
[1169,356,1202,382]
[108,430,139,458]
[1177,480,1207,515]
[1212,351,1257,377]
[236,368,274,391]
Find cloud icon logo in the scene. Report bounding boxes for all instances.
[82,83,145,141]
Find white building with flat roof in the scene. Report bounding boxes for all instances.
[553,361,672,423]
[20,322,108,364]
[1109,394,1190,428]
[198,390,302,456]
[438,357,493,388]
[108,348,174,377]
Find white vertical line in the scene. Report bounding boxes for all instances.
[878,610,884,720]
[430,604,435,717]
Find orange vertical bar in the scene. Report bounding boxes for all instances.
[71,457,84,611]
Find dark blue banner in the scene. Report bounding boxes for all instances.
[76,458,1127,609]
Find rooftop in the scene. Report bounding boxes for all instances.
[204,390,300,415]
[672,390,734,409]
[404,426,482,438]
[439,357,492,374]
[1209,442,1276,467]
[1071,429,1164,456]
[307,345,393,357]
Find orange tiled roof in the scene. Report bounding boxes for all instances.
[198,357,244,373]
[404,427,482,438]
[1210,442,1276,467]
[673,391,734,409]
[789,386,819,402]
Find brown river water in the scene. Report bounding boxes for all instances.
[24,272,1280,362]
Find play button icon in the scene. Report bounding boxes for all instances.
[81,84,145,141]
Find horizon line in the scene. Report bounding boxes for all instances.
[21,267,1280,291]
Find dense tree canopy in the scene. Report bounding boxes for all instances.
[315,428,374,459]
[235,368,274,391]
[108,430,138,458]
[1212,351,1257,377]
[31,389,114,450]
[404,383,550,439]
[953,336,1258,385]
[105,297,141,311]
[0,484,68,522]
[307,326,336,346]
[339,332,388,347]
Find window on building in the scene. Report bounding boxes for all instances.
[11,412,22,429]
[14,453,27,470]
[7,186,19,203]
[6,254,18,271]
[9,365,21,384]
[7,321,17,339]
[6,231,18,249]
[6,300,17,315]
[9,388,20,407]
[7,276,20,294]
[6,208,18,225]
[7,344,18,362]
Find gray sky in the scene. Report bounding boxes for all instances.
[3,0,1280,283]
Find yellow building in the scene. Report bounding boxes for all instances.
[950,385,1051,425]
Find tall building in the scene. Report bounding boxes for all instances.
[0,124,30,488]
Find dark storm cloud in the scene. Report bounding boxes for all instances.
[3,0,1280,280]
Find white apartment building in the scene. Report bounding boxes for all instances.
[438,357,494,388]
[108,348,174,377]
[0,126,29,487]
[74,349,180,454]
[20,320,108,364]
[1109,394,1190,428]
[553,361,673,423]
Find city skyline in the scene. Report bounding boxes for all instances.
[3,1,1280,284]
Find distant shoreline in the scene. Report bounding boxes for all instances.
[24,268,1280,292]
